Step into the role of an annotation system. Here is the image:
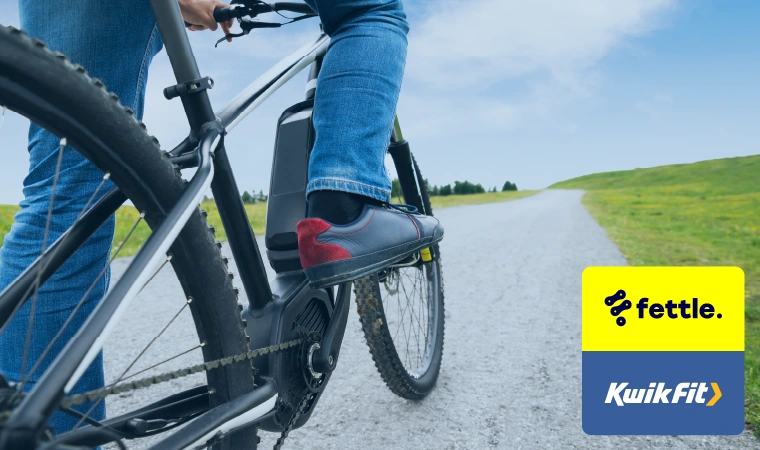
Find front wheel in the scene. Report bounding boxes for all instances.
[354,153,445,399]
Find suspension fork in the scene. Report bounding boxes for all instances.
[388,118,436,261]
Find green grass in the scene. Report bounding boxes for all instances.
[112,201,269,259]
[0,189,537,259]
[430,190,537,209]
[0,206,17,249]
[551,154,760,432]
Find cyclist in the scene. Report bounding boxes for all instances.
[0,0,442,434]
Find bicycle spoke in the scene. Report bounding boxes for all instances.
[409,270,425,368]
[13,213,146,398]
[0,181,117,341]
[74,173,111,222]
[140,254,173,292]
[398,274,416,369]
[413,271,423,367]
[19,138,66,380]
[407,273,423,366]
[72,294,193,431]
[120,343,203,382]
[382,262,436,375]
[401,271,423,366]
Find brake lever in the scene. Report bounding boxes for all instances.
[214,18,282,46]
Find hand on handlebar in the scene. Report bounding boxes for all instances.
[179,0,233,42]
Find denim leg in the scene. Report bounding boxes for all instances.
[303,0,409,203]
[0,0,163,434]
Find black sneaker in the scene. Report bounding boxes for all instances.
[296,204,444,288]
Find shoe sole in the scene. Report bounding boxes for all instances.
[304,234,443,289]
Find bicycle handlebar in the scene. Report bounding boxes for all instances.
[212,2,317,23]
[272,2,317,15]
[213,6,240,22]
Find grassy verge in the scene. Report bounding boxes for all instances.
[0,189,538,259]
[551,154,760,432]
[430,190,537,209]
[111,201,268,259]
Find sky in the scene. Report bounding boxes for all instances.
[0,0,758,204]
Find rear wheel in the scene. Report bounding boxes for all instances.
[0,26,257,449]
[354,154,445,399]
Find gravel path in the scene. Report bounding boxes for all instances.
[104,189,758,449]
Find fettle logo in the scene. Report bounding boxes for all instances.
[604,289,724,327]
[605,382,722,407]
[605,289,631,326]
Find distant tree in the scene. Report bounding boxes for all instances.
[439,184,452,196]
[391,178,402,199]
[491,186,498,193]
[453,180,484,195]
[502,181,517,192]
[241,191,253,203]
[431,185,439,196]
[202,195,210,203]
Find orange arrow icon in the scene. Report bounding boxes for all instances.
[706,382,722,406]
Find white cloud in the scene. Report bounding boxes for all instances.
[407,0,676,90]
[401,0,677,137]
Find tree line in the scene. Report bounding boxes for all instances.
[241,190,267,204]
[201,179,519,205]
[392,179,518,197]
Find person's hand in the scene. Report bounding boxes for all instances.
[179,0,233,40]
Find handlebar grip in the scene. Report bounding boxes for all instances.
[213,6,237,23]
[273,2,317,15]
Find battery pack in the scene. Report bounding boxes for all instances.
[265,99,315,272]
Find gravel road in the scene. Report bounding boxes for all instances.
[104,189,759,449]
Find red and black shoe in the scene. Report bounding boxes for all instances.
[296,204,444,288]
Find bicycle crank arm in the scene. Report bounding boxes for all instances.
[147,380,278,450]
[312,282,351,373]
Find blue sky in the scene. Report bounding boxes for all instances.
[0,0,758,204]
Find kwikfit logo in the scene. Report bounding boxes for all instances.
[605,382,722,406]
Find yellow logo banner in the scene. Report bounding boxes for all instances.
[582,267,744,352]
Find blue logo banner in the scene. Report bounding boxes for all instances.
[582,351,744,435]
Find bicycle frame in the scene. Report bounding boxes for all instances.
[0,1,342,448]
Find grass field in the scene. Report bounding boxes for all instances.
[551,154,760,432]
[0,189,537,259]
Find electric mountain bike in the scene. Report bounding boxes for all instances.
[0,1,444,449]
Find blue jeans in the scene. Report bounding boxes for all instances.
[1,0,407,434]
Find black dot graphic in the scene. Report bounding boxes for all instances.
[616,317,626,327]
[717,313,722,319]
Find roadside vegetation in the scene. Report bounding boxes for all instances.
[551,154,760,433]
[0,186,536,259]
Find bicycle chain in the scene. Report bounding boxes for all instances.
[61,338,304,408]
[0,338,303,428]
[272,390,316,450]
